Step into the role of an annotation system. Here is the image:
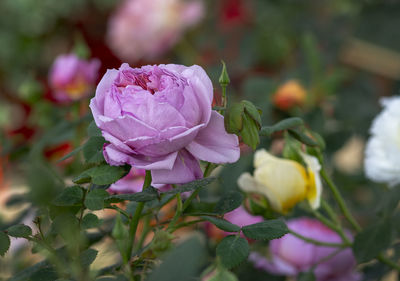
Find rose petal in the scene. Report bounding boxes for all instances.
[186,111,240,163]
[151,150,202,184]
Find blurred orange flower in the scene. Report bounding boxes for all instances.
[272,80,307,111]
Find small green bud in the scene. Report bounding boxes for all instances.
[219,61,230,86]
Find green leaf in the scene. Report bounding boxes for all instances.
[165,177,216,196]
[288,129,319,147]
[259,117,304,136]
[107,186,158,203]
[30,266,58,281]
[241,114,260,150]
[85,189,109,210]
[201,216,241,232]
[81,213,101,229]
[353,218,393,263]
[298,271,316,281]
[146,237,207,281]
[79,248,98,267]
[52,186,83,206]
[214,192,243,214]
[88,121,102,137]
[83,136,106,164]
[376,188,400,218]
[73,165,130,185]
[242,219,289,240]
[0,231,10,257]
[7,260,49,281]
[216,235,249,269]
[242,100,262,128]
[7,224,32,238]
[224,103,244,134]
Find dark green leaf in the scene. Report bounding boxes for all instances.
[260,117,304,136]
[88,121,102,137]
[74,165,130,185]
[0,231,10,257]
[108,186,158,203]
[242,219,289,241]
[241,114,260,150]
[165,177,216,196]
[201,216,241,232]
[353,218,393,263]
[242,100,262,128]
[79,248,98,267]
[85,189,109,210]
[81,213,101,229]
[7,224,32,238]
[7,260,49,281]
[208,269,239,281]
[146,237,206,281]
[224,103,244,134]
[298,271,316,281]
[5,194,27,207]
[30,266,58,281]
[83,136,106,164]
[216,235,249,269]
[214,192,243,214]
[52,186,83,206]
[288,129,318,147]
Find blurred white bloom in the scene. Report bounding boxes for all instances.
[364,96,400,187]
[237,149,322,213]
[107,0,204,62]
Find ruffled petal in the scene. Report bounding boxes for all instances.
[186,111,240,164]
[151,150,202,184]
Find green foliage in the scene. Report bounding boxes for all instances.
[87,121,102,137]
[83,136,106,164]
[73,164,130,185]
[241,220,289,240]
[216,235,249,269]
[376,188,400,218]
[214,192,243,215]
[353,218,393,263]
[107,187,158,203]
[287,128,319,147]
[0,231,10,257]
[146,236,207,281]
[208,268,239,281]
[7,224,32,238]
[260,117,304,137]
[79,248,98,267]
[81,213,101,229]
[165,177,216,195]
[85,189,109,210]
[201,216,241,232]
[224,100,262,150]
[219,61,230,86]
[52,186,83,206]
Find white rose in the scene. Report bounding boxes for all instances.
[364,96,400,187]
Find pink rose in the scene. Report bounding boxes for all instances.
[49,54,100,102]
[249,218,361,281]
[106,0,204,62]
[90,63,240,185]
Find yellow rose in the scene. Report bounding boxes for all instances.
[237,149,322,213]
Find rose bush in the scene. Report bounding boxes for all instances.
[90,63,240,184]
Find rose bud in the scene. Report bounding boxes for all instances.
[272,80,307,111]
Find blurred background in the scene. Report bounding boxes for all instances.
[1,0,400,280]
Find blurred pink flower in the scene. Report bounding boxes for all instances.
[109,168,170,193]
[107,0,204,62]
[224,205,263,228]
[249,217,361,281]
[49,54,100,103]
